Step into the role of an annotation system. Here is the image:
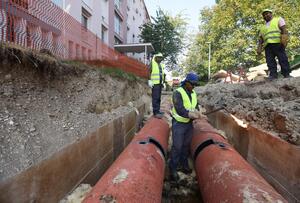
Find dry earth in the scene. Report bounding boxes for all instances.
[1,43,299,202]
[0,44,150,181]
[196,78,300,145]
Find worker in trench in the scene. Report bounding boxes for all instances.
[148,53,166,119]
[168,72,205,181]
[257,9,291,79]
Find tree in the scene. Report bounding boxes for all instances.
[139,8,188,69]
[185,0,300,78]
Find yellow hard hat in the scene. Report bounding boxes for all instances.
[262,9,272,14]
[155,53,163,57]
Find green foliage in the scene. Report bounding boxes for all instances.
[139,8,188,69]
[63,60,138,81]
[290,55,300,67]
[185,0,300,79]
[100,67,137,81]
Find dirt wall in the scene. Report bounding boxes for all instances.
[0,44,150,181]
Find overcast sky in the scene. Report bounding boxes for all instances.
[144,0,215,33]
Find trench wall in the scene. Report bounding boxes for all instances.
[208,111,300,203]
[0,104,146,203]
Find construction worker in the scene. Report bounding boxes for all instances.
[169,72,203,181]
[148,53,166,119]
[257,9,291,79]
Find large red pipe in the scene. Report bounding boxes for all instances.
[191,118,287,203]
[83,117,170,203]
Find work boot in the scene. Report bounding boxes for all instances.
[154,113,163,119]
[169,171,179,182]
[181,167,192,174]
[178,165,192,174]
[266,75,277,81]
[158,111,165,115]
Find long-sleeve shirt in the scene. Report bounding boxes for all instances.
[172,86,199,119]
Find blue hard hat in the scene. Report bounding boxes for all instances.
[183,72,200,85]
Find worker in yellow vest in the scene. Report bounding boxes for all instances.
[257,9,290,79]
[148,53,166,119]
[169,72,204,181]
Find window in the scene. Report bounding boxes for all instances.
[101,25,108,43]
[81,7,91,29]
[114,0,121,10]
[81,15,88,29]
[114,14,122,35]
[114,36,122,45]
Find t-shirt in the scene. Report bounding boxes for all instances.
[266,17,285,28]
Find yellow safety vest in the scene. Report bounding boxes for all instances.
[151,56,165,85]
[260,17,281,47]
[172,87,197,123]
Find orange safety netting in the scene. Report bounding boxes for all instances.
[0,0,148,78]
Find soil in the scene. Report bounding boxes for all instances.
[196,78,300,145]
[0,44,151,181]
[1,42,299,202]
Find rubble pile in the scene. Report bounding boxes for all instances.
[197,77,300,145]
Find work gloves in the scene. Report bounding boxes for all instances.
[148,80,153,88]
[281,34,288,48]
[188,110,205,120]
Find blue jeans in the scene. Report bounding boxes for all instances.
[152,84,162,114]
[169,119,193,172]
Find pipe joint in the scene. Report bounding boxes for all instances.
[193,138,228,161]
[138,137,166,159]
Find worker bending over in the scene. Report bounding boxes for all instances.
[169,72,204,181]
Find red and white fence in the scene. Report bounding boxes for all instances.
[0,0,148,78]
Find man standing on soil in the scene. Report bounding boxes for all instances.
[148,53,165,119]
[257,9,291,79]
[169,72,203,181]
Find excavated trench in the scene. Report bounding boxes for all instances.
[1,90,299,202]
[58,93,299,203]
[1,45,299,202]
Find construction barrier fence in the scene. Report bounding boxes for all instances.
[0,0,148,78]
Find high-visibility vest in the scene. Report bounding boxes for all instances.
[172,87,197,123]
[151,56,165,85]
[260,17,281,47]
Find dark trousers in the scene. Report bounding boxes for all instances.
[265,43,290,78]
[169,119,193,172]
[152,84,162,115]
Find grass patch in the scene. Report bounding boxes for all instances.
[61,60,141,82]
[62,60,87,67]
[100,67,138,81]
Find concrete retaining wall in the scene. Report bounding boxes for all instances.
[209,111,300,203]
[0,104,146,203]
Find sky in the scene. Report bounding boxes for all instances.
[144,0,216,33]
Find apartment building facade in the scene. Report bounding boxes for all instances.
[52,0,150,60]
[0,0,150,62]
